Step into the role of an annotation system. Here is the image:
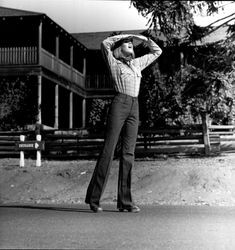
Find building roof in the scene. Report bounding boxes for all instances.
[0,6,87,51]
[0,6,43,17]
[73,26,228,50]
[72,30,148,50]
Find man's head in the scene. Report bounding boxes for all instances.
[112,37,135,61]
[112,37,133,51]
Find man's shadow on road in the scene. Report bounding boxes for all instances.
[0,204,118,213]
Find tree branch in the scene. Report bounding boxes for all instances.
[204,16,235,37]
[216,1,235,9]
[205,12,235,27]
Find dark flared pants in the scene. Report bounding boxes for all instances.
[85,93,139,209]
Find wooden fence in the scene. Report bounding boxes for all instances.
[0,125,234,159]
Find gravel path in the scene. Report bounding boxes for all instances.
[1,153,235,206]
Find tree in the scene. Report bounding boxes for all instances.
[138,56,186,128]
[130,1,235,155]
[180,40,234,154]
[130,1,235,45]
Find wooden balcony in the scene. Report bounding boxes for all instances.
[0,46,37,65]
[41,49,85,88]
[0,46,85,89]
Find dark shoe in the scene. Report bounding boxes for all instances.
[90,204,103,213]
[119,205,140,213]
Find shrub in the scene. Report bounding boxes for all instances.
[88,98,112,133]
[0,77,38,130]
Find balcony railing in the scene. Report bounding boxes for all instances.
[41,48,85,89]
[0,46,85,89]
[0,46,37,65]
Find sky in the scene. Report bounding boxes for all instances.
[0,0,234,33]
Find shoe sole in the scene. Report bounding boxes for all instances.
[119,208,140,213]
[90,206,103,213]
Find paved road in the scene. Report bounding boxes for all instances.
[1,204,235,249]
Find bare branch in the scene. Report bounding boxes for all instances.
[216,1,235,9]
[205,16,235,37]
[205,12,235,27]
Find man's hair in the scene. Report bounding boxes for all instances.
[112,37,135,61]
[112,37,133,51]
[113,46,135,61]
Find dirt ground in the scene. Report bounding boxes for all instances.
[1,153,235,207]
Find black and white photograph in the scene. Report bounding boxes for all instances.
[0,0,235,249]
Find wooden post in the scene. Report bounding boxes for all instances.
[70,46,73,81]
[202,112,211,155]
[69,92,73,129]
[37,75,42,124]
[38,21,42,65]
[144,134,147,150]
[20,135,25,167]
[54,84,59,129]
[83,57,86,76]
[70,46,73,66]
[55,36,59,72]
[82,98,86,128]
[36,135,42,167]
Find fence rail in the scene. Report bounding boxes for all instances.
[0,125,234,159]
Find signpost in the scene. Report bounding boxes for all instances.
[16,135,45,167]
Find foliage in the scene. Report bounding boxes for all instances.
[138,35,234,127]
[130,1,235,126]
[182,39,234,123]
[136,35,190,128]
[131,1,194,43]
[180,65,233,124]
[0,77,38,130]
[88,98,112,133]
[139,64,186,128]
[130,1,235,45]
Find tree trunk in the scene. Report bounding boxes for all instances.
[201,112,210,155]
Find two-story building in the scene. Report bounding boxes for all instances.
[0,6,115,130]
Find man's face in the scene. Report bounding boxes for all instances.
[121,41,134,56]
